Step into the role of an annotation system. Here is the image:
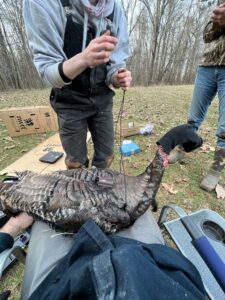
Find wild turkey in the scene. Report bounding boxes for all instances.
[0,125,202,233]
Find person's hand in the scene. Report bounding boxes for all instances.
[111,68,132,91]
[211,3,225,26]
[0,212,34,237]
[82,31,118,68]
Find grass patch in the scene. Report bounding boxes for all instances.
[0,85,224,298]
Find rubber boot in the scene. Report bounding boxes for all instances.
[168,145,185,164]
[200,147,225,192]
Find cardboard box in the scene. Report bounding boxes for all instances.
[118,122,154,137]
[118,122,144,138]
[0,132,91,176]
[0,106,58,137]
[39,106,58,132]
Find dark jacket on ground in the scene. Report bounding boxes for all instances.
[0,232,13,254]
[29,219,206,300]
[0,232,13,300]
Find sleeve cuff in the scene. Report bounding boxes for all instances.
[41,63,72,88]
[58,62,72,83]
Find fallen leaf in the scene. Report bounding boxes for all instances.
[200,143,215,153]
[131,162,141,169]
[182,177,189,182]
[179,164,186,171]
[215,184,225,199]
[201,203,210,209]
[161,183,178,194]
[3,136,14,142]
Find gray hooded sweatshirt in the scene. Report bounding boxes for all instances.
[23,0,130,88]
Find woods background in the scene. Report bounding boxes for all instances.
[0,0,217,91]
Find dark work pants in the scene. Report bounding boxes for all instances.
[57,103,114,168]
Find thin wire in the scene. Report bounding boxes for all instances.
[114,93,124,148]
[114,90,125,170]
[119,91,126,173]
[114,90,127,202]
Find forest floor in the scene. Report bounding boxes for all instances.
[0,85,224,299]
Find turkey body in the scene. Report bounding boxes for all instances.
[0,152,164,233]
[0,124,203,233]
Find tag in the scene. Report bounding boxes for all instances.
[96,176,115,187]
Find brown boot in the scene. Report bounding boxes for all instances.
[168,145,185,164]
[200,147,225,192]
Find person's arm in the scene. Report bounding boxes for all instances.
[0,213,33,253]
[106,3,132,90]
[23,0,118,88]
[23,0,68,88]
[63,31,118,80]
[211,3,225,26]
[203,21,222,43]
[203,3,225,43]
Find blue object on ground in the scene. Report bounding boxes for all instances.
[120,142,140,156]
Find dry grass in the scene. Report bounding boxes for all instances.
[0,85,224,299]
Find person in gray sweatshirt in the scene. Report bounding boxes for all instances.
[23,0,132,169]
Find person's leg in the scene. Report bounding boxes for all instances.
[88,103,114,168]
[115,209,165,245]
[188,66,217,129]
[201,67,225,191]
[57,111,89,169]
[216,67,225,149]
[169,66,217,164]
[21,221,74,300]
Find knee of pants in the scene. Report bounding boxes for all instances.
[65,157,89,169]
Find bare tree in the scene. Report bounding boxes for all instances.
[0,0,44,90]
[0,0,217,90]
